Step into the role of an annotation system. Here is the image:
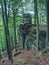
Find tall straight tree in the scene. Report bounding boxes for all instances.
[34,0,37,25]
[12,0,22,50]
[13,5,17,50]
[4,0,13,62]
[46,0,49,47]
[34,0,39,50]
[1,0,13,63]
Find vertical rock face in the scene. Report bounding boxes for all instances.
[18,13,46,50]
[39,30,46,50]
[26,28,38,50]
[18,13,32,49]
[18,24,37,50]
[18,25,46,50]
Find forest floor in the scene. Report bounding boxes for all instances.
[0,49,49,65]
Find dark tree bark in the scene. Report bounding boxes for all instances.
[1,0,13,63]
[46,0,49,43]
[1,0,10,59]
[46,0,49,52]
[39,4,42,25]
[4,0,13,62]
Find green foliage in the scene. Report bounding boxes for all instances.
[38,0,46,4]
[25,0,30,3]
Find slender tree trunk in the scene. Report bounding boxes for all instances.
[34,0,37,25]
[46,0,49,47]
[41,5,43,24]
[13,6,17,50]
[1,0,13,63]
[40,13,41,25]
[34,0,39,50]
[8,0,14,50]
[11,37,14,50]
[37,10,39,50]
[39,4,42,25]
[8,0,10,18]
[1,1,10,59]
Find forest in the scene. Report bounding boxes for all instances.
[0,0,49,65]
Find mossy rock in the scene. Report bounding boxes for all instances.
[42,48,49,56]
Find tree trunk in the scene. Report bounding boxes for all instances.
[13,6,17,50]
[8,0,10,18]
[34,0,39,50]
[1,0,13,63]
[34,0,37,25]
[46,0,49,47]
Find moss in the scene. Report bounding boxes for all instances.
[13,58,25,65]
[42,48,49,56]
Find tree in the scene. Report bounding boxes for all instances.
[13,4,17,50]
[46,0,49,48]
[34,0,39,50]
[11,0,22,50]
[1,0,13,63]
[34,0,37,25]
